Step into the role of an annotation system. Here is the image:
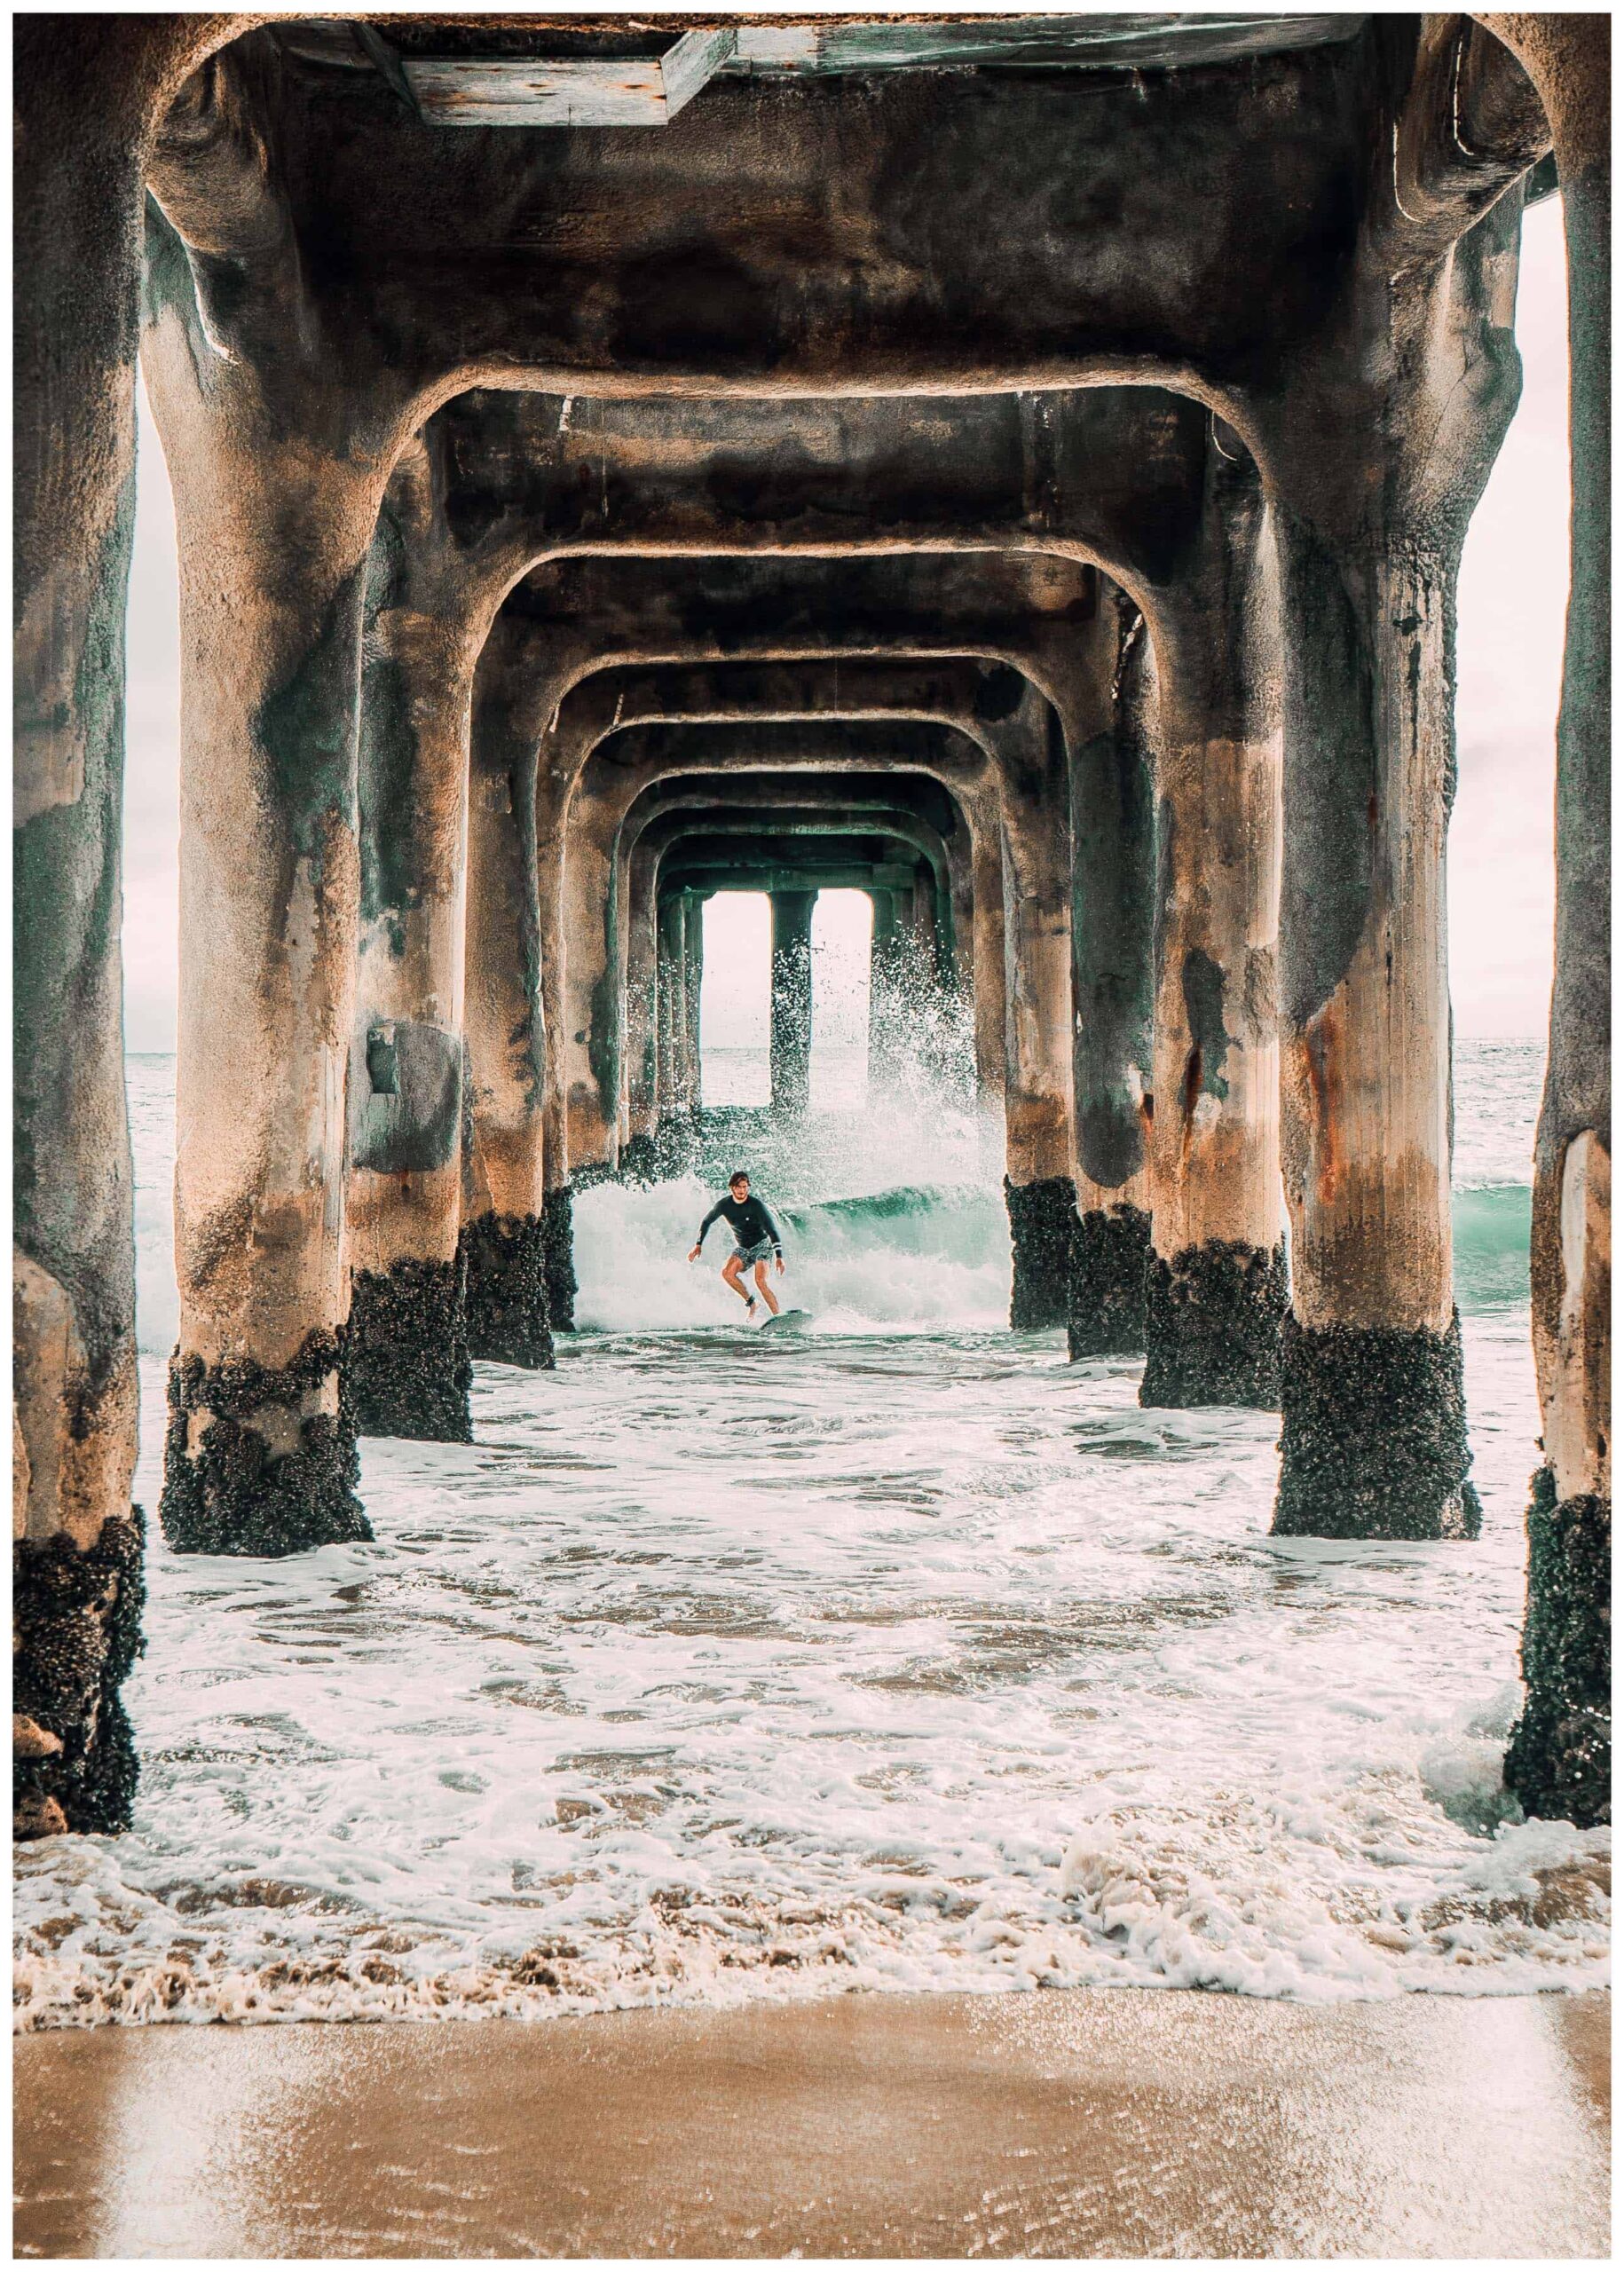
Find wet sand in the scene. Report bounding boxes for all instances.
[13,1988,1609,2258]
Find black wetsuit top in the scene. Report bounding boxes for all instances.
[697,1193,784,1255]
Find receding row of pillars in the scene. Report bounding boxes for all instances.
[12,18,1608,1849]
[644,874,943,1129]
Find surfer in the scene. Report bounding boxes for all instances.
[689,1172,785,1320]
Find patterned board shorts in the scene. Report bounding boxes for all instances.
[734,1237,777,1267]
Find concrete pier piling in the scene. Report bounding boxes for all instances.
[347,443,486,1441]
[138,367,381,1556]
[986,682,1076,1331]
[459,621,554,1372]
[1068,595,1156,1359]
[14,16,1604,1839]
[1267,175,1531,1539]
[1489,16,1612,1827]
[1141,444,1287,1410]
[769,891,816,1117]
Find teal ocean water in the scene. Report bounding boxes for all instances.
[16,1037,1608,2029]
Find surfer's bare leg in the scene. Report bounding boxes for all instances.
[721,1254,753,1307]
[753,1259,782,1317]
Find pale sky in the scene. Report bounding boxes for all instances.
[120,197,1569,1053]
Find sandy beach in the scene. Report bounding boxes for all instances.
[13,1987,1609,2258]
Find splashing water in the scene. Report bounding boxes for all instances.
[14,1040,1607,2031]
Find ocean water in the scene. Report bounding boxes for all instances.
[15,1039,1609,2030]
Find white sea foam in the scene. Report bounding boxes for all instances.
[17,1045,1605,2031]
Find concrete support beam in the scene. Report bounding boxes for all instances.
[655,893,691,1126]
[141,234,391,1559]
[460,615,553,1371]
[1068,596,1155,1358]
[682,894,706,1116]
[512,552,1100,720]
[769,891,816,1116]
[867,890,903,1093]
[155,36,1388,404]
[348,435,497,1441]
[1482,14,1611,1827]
[990,681,1076,1332]
[1265,193,1526,1541]
[12,14,253,1837]
[1141,445,1286,1410]
[432,382,1206,664]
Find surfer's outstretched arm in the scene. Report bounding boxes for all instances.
[687,1199,726,1263]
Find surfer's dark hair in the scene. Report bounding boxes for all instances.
[729,1169,749,1186]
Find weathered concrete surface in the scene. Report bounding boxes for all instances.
[681,895,706,1129]
[348,431,497,1440]
[1069,595,1155,1359]
[654,895,693,1135]
[769,890,816,1116]
[511,550,1100,714]
[1266,180,1530,1539]
[150,31,1395,410]
[460,613,552,1371]
[1142,444,1285,1410]
[141,183,393,1556]
[431,384,1209,607]
[1482,13,1611,1824]
[13,16,255,1834]
[868,889,905,1093]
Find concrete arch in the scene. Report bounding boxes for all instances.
[534,717,1082,1329]
[623,790,968,1151]
[548,665,1067,1186]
